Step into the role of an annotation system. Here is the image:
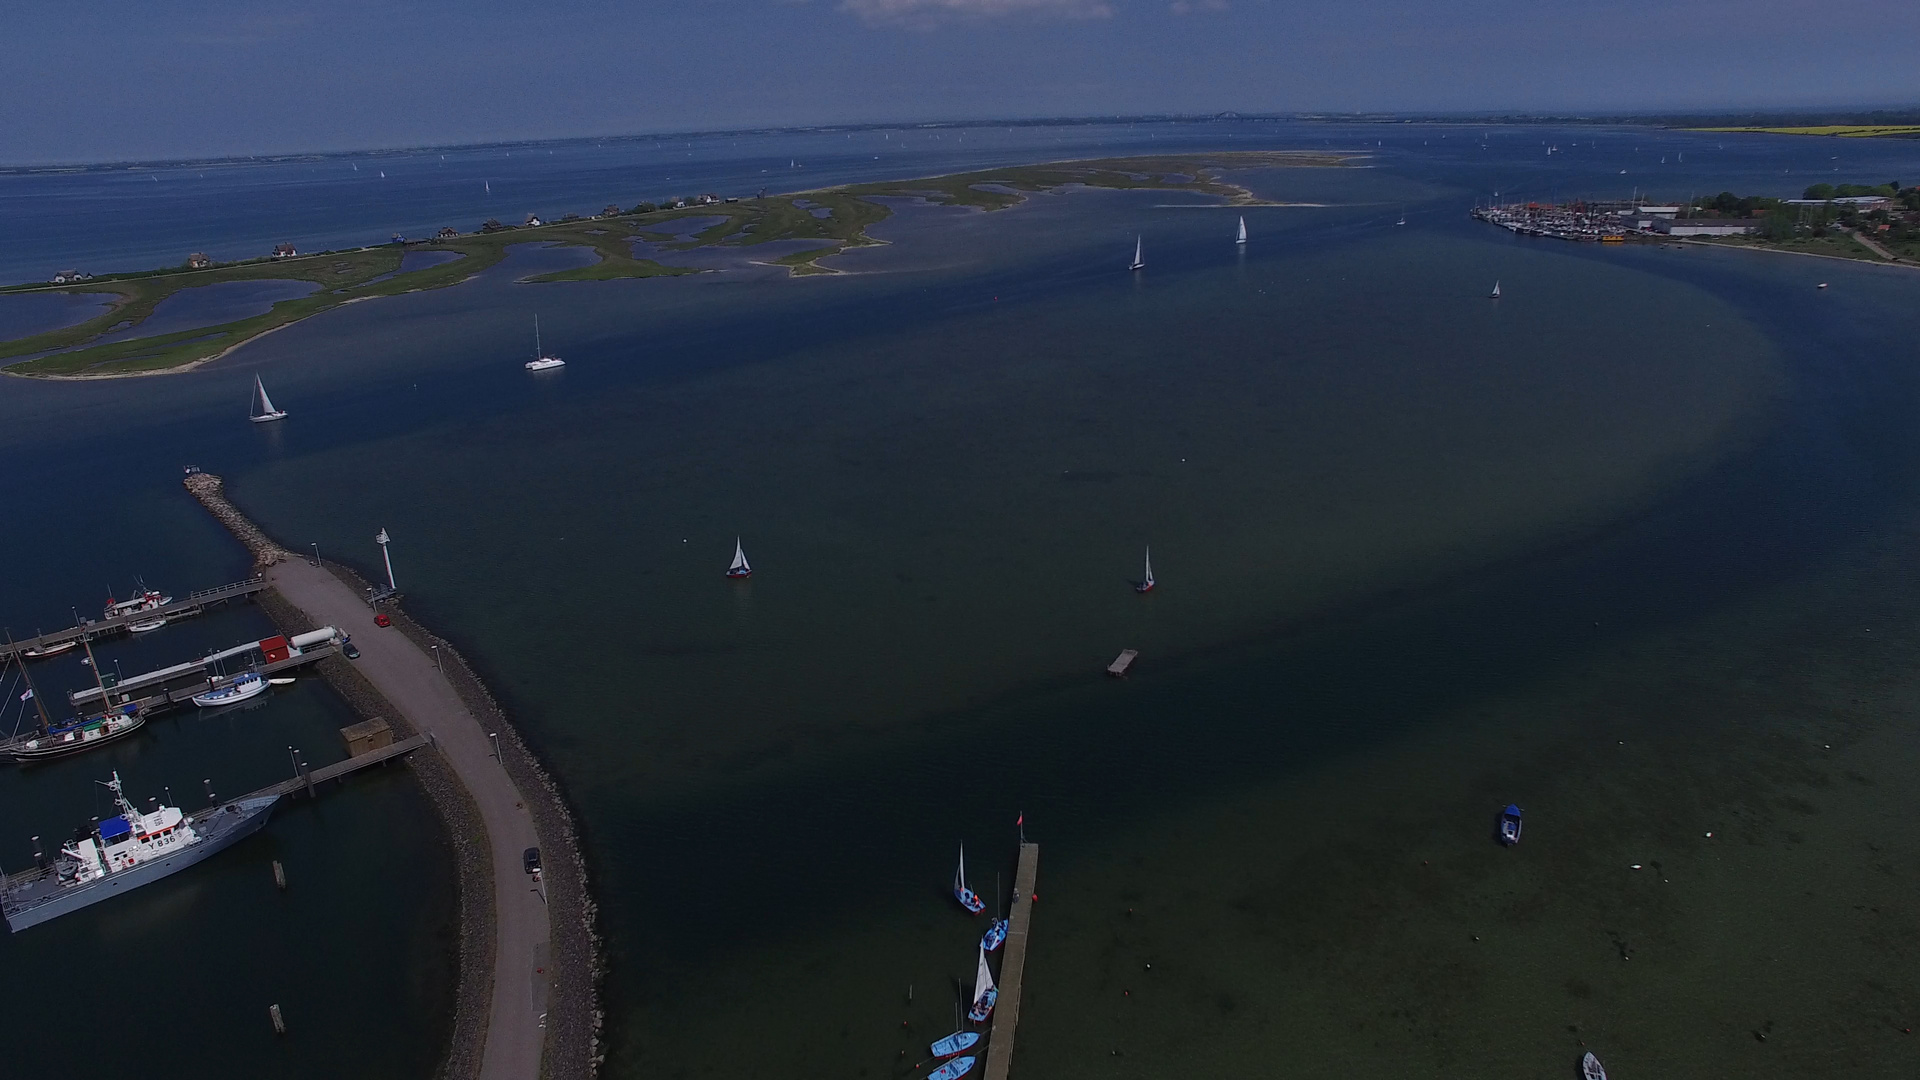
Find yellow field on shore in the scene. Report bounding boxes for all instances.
[1696,125,1920,138]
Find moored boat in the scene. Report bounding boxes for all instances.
[0,771,280,931]
[930,1031,980,1058]
[1581,1051,1607,1080]
[191,671,268,707]
[981,917,1008,952]
[953,843,985,914]
[9,705,145,763]
[927,1056,977,1080]
[966,947,998,1023]
[127,616,168,634]
[105,588,171,621]
[1498,803,1523,846]
[21,639,77,659]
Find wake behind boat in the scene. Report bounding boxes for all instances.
[953,842,985,914]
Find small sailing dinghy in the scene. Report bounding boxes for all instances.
[725,537,752,579]
[967,947,999,1023]
[250,375,288,423]
[953,843,986,913]
[981,917,1008,952]
[930,1031,980,1058]
[526,315,565,370]
[1397,209,1407,226]
[1489,280,1502,299]
[191,671,268,708]
[1236,217,1248,244]
[1128,235,1145,271]
[927,1056,978,1080]
[1498,804,1523,846]
[1580,1051,1607,1080]
[1135,546,1155,594]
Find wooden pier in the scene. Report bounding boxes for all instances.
[245,734,429,802]
[0,577,268,661]
[984,842,1039,1080]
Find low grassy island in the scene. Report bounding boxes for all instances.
[1,151,1348,379]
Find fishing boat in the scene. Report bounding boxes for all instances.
[1489,280,1502,299]
[8,705,144,763]
[930,1031,980,1058]
[191,671,268,707]
[105,588,171,621]
[953,843,985,913]
[1581,1051,1607,1080]
[981,917,1008,952]
[1128,235,1145,271]
[249,375,287,423]
[525,315,566,371]
[726,537,752,579]
[1236,217,1248,244]
[927,1056,977,1080]
[1498,804,1523,846]
[966,947,998,1023]
[0,771,280,931]
[1135,546,1155,594]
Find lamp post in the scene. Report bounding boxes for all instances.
[310,542,320,567]
[375,529,396,591]
[430,644,442,672]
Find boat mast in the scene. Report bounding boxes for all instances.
[5,631,54,732]
[80,636,113,710]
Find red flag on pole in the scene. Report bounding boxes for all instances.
[1016,812,1024,826]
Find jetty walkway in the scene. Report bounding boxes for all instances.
[984,843,1039,1080]
[266,556,551,1080]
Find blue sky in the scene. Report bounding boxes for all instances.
[5,0,1917,163]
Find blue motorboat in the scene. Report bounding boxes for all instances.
[953,843,985,914]
[930,1031,980,1058]
[928,1055,978,1080]
[981,917,1008,952]
[1498,804,1523,846]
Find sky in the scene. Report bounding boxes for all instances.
[4,0,1918,164]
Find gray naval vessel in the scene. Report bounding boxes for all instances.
[2,772,279,932]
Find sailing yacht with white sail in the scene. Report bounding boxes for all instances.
[967,947,999,1022]
[1489,280,1502,299]
[249,375,287,423]
[952,843,985,913]
[1236,217,1247,244]
[1128,236,1145,271]
[526,315,565,371]
[1135,546,1155,594]
[725,537,752,579]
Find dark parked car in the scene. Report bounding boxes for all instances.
[341,639,360,660]
[523,847,542,876]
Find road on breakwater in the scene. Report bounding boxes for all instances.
[268,556,552,1080]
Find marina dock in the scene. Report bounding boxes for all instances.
[984,842,1039,1080]
[252,733,429,801]
[0,576,268,661]
[67,627,343,708]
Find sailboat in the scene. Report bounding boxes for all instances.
[1489,280,1502,299]
[952,843,985,913]
[966,947,999,1023]
[1235,217,1247,245]
[249,375,287,423]
[525,315,565,371]
[1396,209,1407,226]
[1135,546,1155,594]
[725,537,752,579]
[1128,235,1145,271]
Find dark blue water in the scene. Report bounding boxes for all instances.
[5,122,1920,1080]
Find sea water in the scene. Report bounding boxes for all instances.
[3,123,1920,1078]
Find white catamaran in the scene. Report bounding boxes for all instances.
[249,375,287,423]
[526,315,565,371]
[1128,236,1145,271]
[1236,217,1248,244]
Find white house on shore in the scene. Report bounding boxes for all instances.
[1657,219,1757,237]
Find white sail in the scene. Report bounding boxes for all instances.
[1236,217,1247,243]
[1490,280,1501,298]
[250,375,286,422]
[954,843,968,893]
[971,947,995,1006]
[254,376,276,416]
[1129,236,1144,270]
[730,538,751,574]
[1143,546,1154,587]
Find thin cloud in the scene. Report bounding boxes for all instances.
[841,0,1114,27]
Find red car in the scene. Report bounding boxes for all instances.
[373,613,392,627]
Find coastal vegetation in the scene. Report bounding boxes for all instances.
[0,151,1345,378]
[1696,125,1920,138]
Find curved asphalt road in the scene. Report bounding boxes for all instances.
[268,557,549,1080]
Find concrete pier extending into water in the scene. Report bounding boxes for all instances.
[984,842,1039,1080]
